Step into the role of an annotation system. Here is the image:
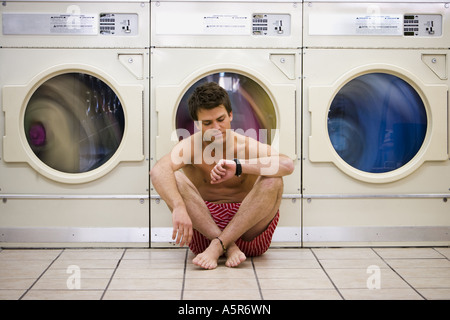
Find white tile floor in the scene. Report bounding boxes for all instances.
[0,247,449,300]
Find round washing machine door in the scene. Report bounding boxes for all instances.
[24,73,125,174]
[327,73,427,174]
[175,72,277,144]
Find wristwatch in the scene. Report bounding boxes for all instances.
[233,159,242,177]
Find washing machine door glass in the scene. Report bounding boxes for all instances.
[175,72,276,144]
[328,73,427,174]
[24,73,125,174]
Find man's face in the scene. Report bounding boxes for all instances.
[196,105,233,143]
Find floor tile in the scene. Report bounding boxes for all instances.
[325,268,410,289]
[374,248,444,259]
[312,248,380,260]
[262,289,342,300]
[0,249,62,260]
[385,259,450,269]
[0,266,48,279]
[0,259,54,271]
[103,290,181,300]
[252,259,320,269]
[182,290,261,300]
[0,278,36,290]
[255,268,327,280]
[118,258,185,269]
[258,277,334,290]
[319,259,389,269]
[340,288,423,300]
[58,249,124,260]
[434,248,450,259]
[0,247,448,300]
[417,288,450,300]
[21,290,104,300]
[51,259,119,269]
[41,268,115,279]
[108,278,182,291]
[114,267,184,279]
[394,267,450,279]
[184,277,258,291]
[32,277,110,290]
[123,248,187,260]
[0,290,25,300]
[255,249,316,260]
[405,277,450,289]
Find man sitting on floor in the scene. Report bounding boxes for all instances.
[150,82,294,269]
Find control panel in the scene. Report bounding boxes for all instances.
[100,13,138,36]
[404,14,442,37]
[252,14,291,36]
[2,12,139,36]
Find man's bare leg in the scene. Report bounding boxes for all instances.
[174,172,245,269]
[195,176,283,268]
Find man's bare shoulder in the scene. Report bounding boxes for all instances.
[231,131,275,158]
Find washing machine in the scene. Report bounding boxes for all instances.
[0,0,150,247]
[302,0,450,246]
[150,0,302,246]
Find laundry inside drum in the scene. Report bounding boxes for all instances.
[24,73,125,174]
[175,72,277,145]
[327,73,427,174]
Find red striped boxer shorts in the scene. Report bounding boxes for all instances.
[189,201,280,257]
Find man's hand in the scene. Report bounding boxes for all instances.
[172,207,193,247]
[210,159,236,184]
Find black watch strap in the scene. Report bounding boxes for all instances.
[233,159,242,177]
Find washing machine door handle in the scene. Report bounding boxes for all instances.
[2,85,27,163]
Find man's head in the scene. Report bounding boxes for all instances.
[188,82,232,121]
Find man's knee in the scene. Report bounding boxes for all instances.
[256,176,283,195]
[174,171,189,190]
[174,171,199,195]
[173,170,184,182]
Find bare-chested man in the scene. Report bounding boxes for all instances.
[150,82,294,269]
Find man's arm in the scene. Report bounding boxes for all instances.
[210,137,294,184]
[149,140,193,247]
[210,155,294,184]
[242,154,295,177]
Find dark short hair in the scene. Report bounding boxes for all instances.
[188,82,232,121]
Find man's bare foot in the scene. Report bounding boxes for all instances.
[192,238,223,270]
[225,243,246,268]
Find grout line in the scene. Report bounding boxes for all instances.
[310,248,345,300]
[100,248,127,300]
[18,248,65,300]
[180,248,188,300]
[432,247,450,261]
[251,257,264,300]
[370,248,426,300]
